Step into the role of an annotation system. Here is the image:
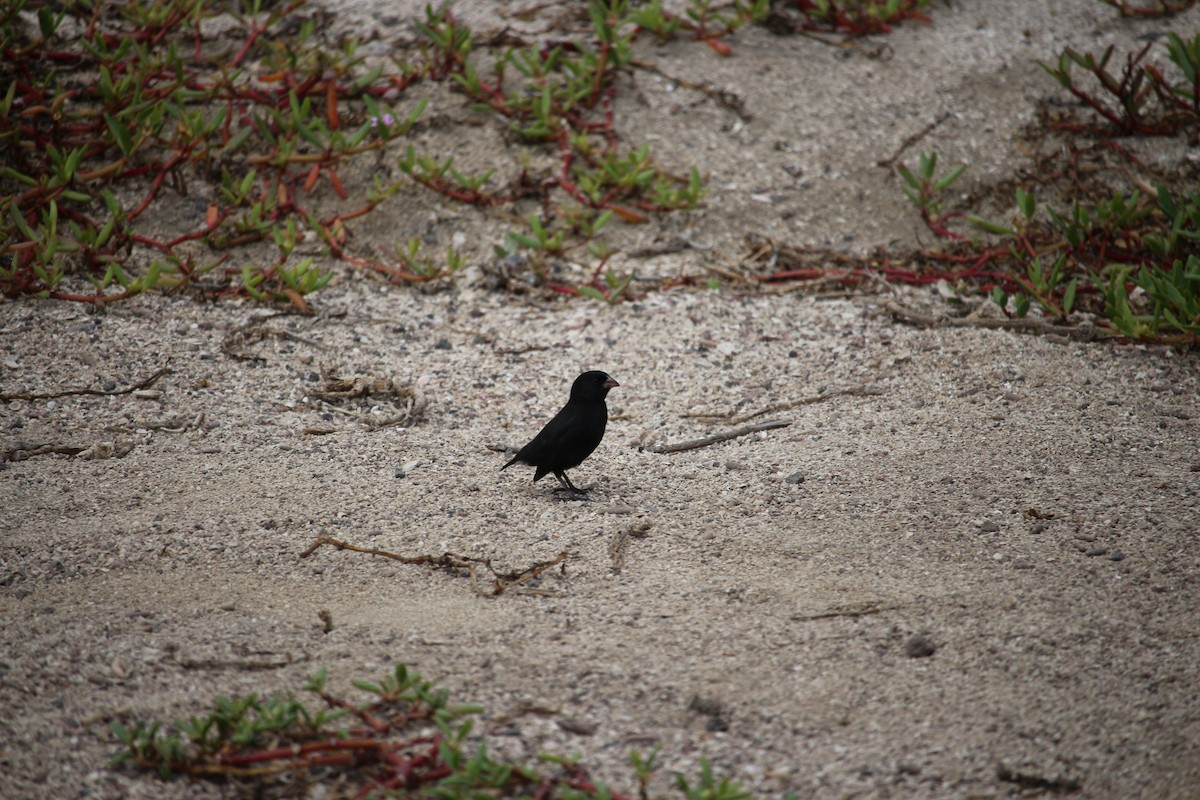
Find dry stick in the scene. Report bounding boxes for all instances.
[178,657,297,671]
[300,536,571,595]
[684,384,880,424]
[222,326,322,361]
[877,111,952,168]
[496,343,551,355]
[629,58,751,120]
[607,521,651,574]
[650,419,791,454]
[1,444,86,461]
[0,366,171,401]
[797,29,892,60]
[790,603,896,622]
[996,765,1082,793]
[731,384,882,425]
[884,300,1106,341]
[301,535,482,565]
[608,530,630,573]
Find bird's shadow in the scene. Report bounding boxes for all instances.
[551,486,593,500]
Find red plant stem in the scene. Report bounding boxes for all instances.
[341,255,432,283]
[219,736,389,766]
[48,288,134,306]
[329,203,378,224]
[565,765,635,800]
[409,176,500,206]
[231,23,266,68]
[126,152,189,221]
[130,205,234,251]
[531,777,555,800]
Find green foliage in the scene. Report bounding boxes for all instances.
[111,663,753,800]
[578,266,636,305]
[1,0,710,306]
[392,236,465,282]
[1102,256,1200,340]
[1038,33,1200,135]
[628,0,682,39]
[899,136,1198,341]
[674,758,752,800]
[896,152,966,234]
[794,0,933,36]
[1145,185,1200,262]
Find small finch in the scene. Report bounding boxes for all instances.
[501,371,619,494]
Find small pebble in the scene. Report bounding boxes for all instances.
[904,634,937,658]
[556,718,598,736]
[785,471,805,485]
[979,521,1000,533]
[1086,547,1108,557]
[688,695,725,717]
[1108,549,1125,561]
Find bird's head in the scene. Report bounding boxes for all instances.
[571,370,619,402]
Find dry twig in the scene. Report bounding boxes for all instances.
[790,602,895,622]
[0,367,170,401]
[686,384,881,424]
[885,301,1104,342]
[222,313,321,361]
[2,440,136,462]
[608,521,651,573]
[877,111,952,168]
[312,370,428,429]
[300,536,571,596]
[650,419,791,454]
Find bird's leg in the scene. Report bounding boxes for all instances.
[553,470,587,494]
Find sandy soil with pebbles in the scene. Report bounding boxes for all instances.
[3,1,1200,798]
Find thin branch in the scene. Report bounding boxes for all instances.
[0,367,171,401]
[877,111,952,168]
[299,536,571,596]
[732,385,882,424]
[649,419,791,454]
[884,300,1107,341]
[790,602,895,622]
[608,521,651,573]
[684,384,880,424]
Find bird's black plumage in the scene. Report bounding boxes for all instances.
[501,370,619,493]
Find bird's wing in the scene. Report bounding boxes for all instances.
[512,404,584,463]
[501,412,573,471]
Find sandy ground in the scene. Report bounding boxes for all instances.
[3,1,1200,798]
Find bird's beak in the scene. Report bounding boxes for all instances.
[604,377,620,389]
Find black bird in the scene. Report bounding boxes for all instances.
[501,371,619,494]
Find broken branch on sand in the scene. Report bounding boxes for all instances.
[0,367,171,401]
[884,301,1104,341]
[300,536,571,596]
[649,419,791,454]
